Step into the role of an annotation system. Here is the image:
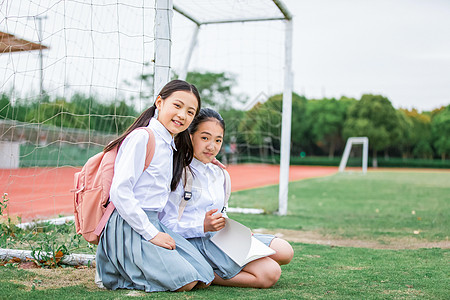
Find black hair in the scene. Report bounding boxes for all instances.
[104,79,201,191]
[188,108,225,136]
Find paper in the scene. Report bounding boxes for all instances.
[210,218,276,267]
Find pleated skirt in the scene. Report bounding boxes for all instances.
[188,233,275,280]
[96,210,214,292]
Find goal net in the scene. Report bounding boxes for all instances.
[0,0,292,229]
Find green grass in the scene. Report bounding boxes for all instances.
[1,170,449,298]
[229,171,450,242]
[0,244,448,299]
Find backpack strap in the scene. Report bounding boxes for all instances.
[141,127,156,170]
[221,169,231,213]
[178,167,193,220]
[178,166,231,220]
[93,127,156,237]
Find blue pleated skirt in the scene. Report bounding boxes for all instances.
[188,233,276,280]
[96,210,214,292]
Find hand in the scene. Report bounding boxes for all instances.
[149,232,176,250]
[212,158,226,169]
[204,209,226,232]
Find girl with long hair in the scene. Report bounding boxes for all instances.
[96,80,214,292]
[160,108,294,289]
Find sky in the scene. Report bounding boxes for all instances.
[280,0,450,111]
[1,0,449,112]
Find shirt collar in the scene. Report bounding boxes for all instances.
[191,157,217,175]
[149,118,176,150]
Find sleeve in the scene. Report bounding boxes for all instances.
[159,183,206,239]
[109,130,159,240]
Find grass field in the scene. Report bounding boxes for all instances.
[231,171,450,243]
[1,170,449,299]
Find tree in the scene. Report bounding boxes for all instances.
[126,68,244,110]
[431,105,450,160]
[238,93,308,157]
[343,94,400,166]
[305,97,355,158]
[20,93,138,134]
[400,109,433,159]
[0,93,12,120]
[186,71,243,110]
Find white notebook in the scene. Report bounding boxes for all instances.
[210,218,276,267]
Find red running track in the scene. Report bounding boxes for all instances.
[0,165,338,222]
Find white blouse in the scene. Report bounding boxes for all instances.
[109,118,176,241]
[159,158,228,238]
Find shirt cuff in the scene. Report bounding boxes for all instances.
[193,223,205,237]
[142,222,159,241]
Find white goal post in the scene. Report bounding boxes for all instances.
[169,0,293,215]
[339,137,369,174]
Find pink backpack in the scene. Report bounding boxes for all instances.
[71,127,155,244]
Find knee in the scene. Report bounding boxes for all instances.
[271,238,294,265]
[258,261,281,289]
[278,242,294,265]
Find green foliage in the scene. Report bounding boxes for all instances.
[127,69,244,110]
[431,105,450,159]
[1,220,96,266]
[1,191,95,268]
[186,71,243,110]
[305,97,355,157]
[239,94,282,145]
[1,81,449,161]
[218,108,245,145]
[0,93,12,119]
[0,193,22,244]
[1,92,137,135]
[343,94,400,154]
[28,223,88,268]
[400,108,433,159]
[238,93,308,154]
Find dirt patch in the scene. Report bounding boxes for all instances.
[254,228,450,250]
[13,267,99,291]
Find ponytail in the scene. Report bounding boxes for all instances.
[171,130,193,190]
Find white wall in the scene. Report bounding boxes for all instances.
[0,142,20,169]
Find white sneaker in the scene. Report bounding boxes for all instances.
[95,268,106,289]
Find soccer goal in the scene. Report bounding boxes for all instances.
[338,137,369,174]
[170,1,293,215]
[0,0,293,233]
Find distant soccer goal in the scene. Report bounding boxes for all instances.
[339,137,369,174]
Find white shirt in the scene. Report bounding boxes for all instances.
[110,118,176,241]
[159,158,227,238]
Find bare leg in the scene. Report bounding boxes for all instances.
[268,238,294,265]
[193,281,211,289]
[212,257,281,288]
[174,281,198,292]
